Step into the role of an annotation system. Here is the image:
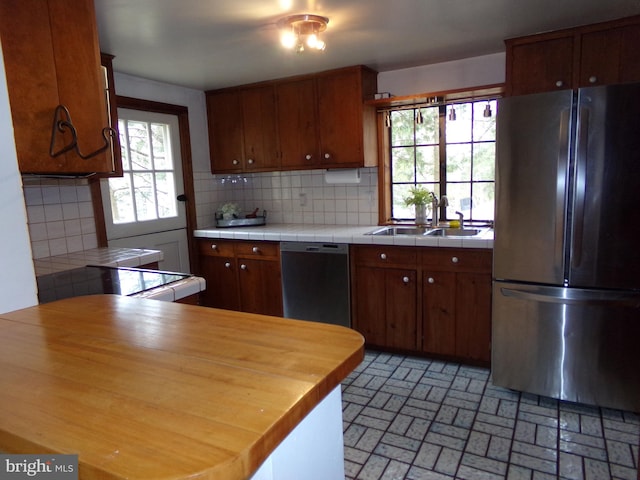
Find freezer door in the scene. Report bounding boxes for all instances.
[492,281,640,412]
[494,90,573,284]
[570,83,640,289]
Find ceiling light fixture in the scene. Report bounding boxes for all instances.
[277,14,329,53]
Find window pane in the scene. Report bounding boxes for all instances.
[473,143,496,181]
[446,103,471,143]
[416,145,439,182]
[446,144,471,182]
[472,183,495,221]
[151,123,172,169]
[108,174,135,224]
[133,172,156,221]
[156,172,177,218]
[390,110,415,146]
[391,147,416,183]
[445,183,472,218]
[415,107,438,144]
[128,121,152,170]
[473,100,497,141]
[118,119,130,170]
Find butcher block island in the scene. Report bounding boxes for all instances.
[0,295,364,480]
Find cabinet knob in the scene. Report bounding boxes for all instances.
[402,276,410,284]
[588,76,597,84]
[380,253,387,260]
[428,277,435,284]
[555,80,564,87]
[211,244,217,250]
[252,246,260,253]
[240,264,247,270]
[451,256,459,263]
[305,154,312,160]
[247,158,254,164]
[232,159,239,165]
[224,262,231,268]
[324,153,331,159]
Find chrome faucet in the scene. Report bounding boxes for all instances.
[455,211,464,229]
[431,195,448,227]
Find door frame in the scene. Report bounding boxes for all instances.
[90,96,198,272]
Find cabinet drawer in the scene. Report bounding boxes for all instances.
[352,245,418,266]
[197,240,235,257]
[421,248,492,272]
[235,241,279,259]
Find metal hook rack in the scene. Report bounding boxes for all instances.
[49,105,116,160]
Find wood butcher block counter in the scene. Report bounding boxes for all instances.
[0,295,364,479]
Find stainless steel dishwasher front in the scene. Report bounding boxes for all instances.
[280,242,350,327]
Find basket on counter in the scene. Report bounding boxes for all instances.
[215,209,266,228]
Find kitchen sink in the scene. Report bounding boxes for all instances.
[366,226,488,237]
[366,226,429,236]
[425,228,482,237]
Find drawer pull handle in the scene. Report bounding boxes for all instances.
[451,256,459,264]
[247,158,254,164]
[252,246,260,253]
[240,264,247,270]
[211,244,217,250]
[555,80,564,87]
[588,76,597,84]
[224,262,231,268]
[380,253,387,260]
[232,159,239,165]
[402,276,410,284]
[324,153,331,159]
[428,277,435,284]
[305,154,312,160]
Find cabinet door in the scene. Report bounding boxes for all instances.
[207,90,244,173]
[507,36,574,95]
[242,85,279,171]
[316,70,363,167]
[0,0,113,174]
[579,24,640,87]
[455,272,492,363]
[422,271,456,356]
[276,78,319,169]
[237,258,283,316]
[199,256,240,310]
[352,265,417,350]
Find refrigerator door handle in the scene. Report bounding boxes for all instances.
[572,106,590,269]
[500,285,640,307]
[556,108,571,270]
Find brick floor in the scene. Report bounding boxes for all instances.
[342,350,640,480]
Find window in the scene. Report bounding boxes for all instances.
[387,98,497,223]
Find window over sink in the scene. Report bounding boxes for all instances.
[380,94,498,224]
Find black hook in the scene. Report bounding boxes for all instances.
[49,105,116,160]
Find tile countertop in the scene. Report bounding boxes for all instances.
[194,224,494,249]
[33,247,164,276]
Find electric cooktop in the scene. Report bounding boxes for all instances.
[36,265,192,304]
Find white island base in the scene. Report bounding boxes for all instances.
[251,386,345,480]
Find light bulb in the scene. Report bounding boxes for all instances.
[306,33,318,49]
[280,30,296,49]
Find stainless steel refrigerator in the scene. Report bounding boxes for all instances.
[492,83,640,412]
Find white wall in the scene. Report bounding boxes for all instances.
[0,40,38,313]
[378,52,505,96]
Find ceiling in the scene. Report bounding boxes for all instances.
[94,0,640,92]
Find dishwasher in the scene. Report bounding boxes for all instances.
[280,242,351,327]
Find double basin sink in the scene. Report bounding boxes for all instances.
[366,226,488,237]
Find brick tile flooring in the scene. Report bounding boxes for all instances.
[342,351,640,480]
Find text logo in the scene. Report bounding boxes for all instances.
[0,455,77,480]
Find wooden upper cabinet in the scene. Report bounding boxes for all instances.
[506,15,640,96]
[507,35,574,95]
[207,90,245,173]
[0,0,116,174]
[276,78,320,169]
[316,67,378,168]
[579,23,640,87]
[241,85,279,171]
[208,65,378,173]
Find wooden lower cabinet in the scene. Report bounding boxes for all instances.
[197,239,282,316]
[351,245,492,365]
